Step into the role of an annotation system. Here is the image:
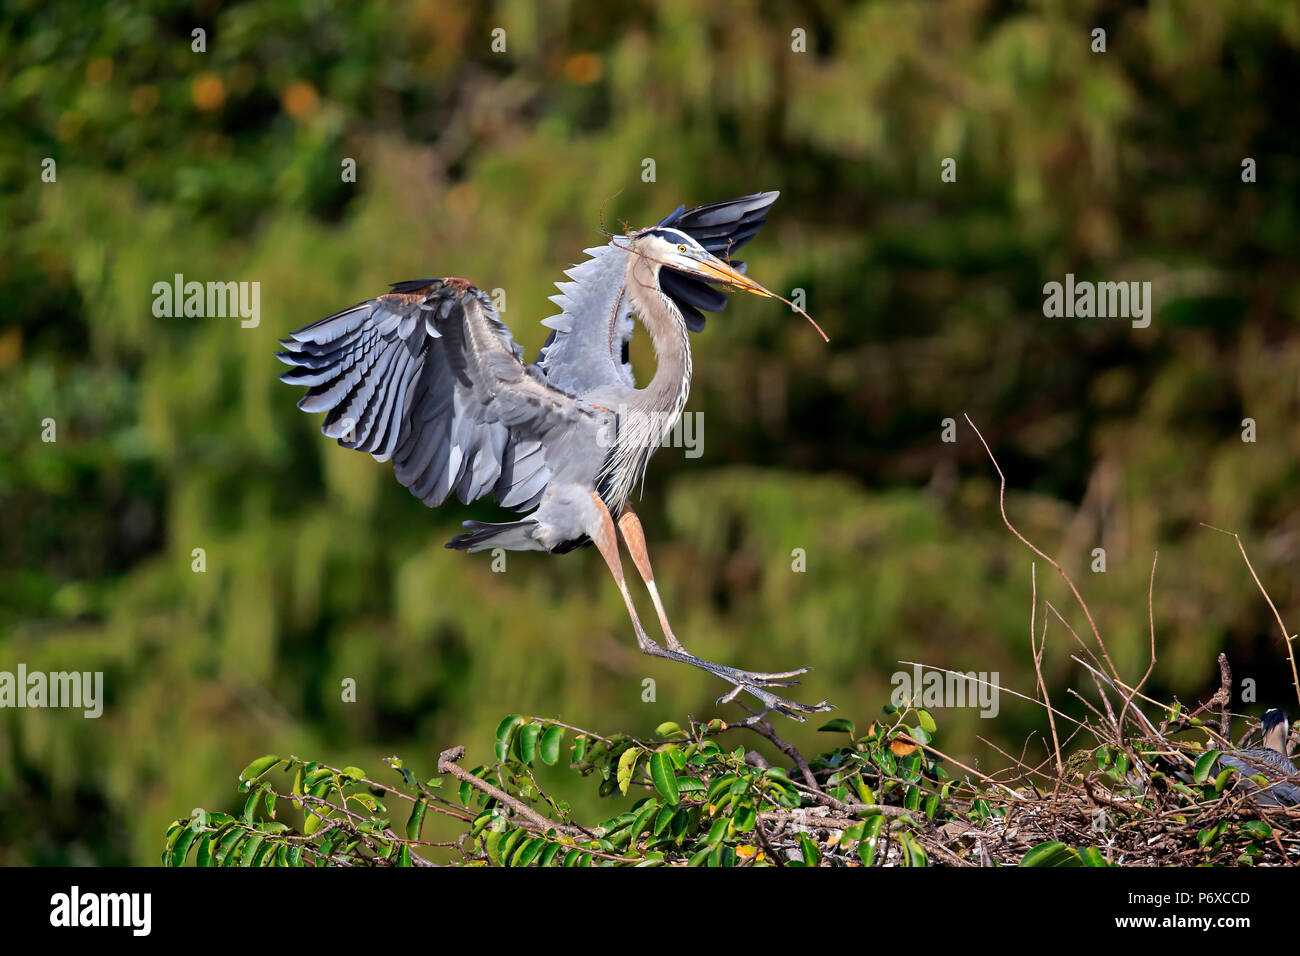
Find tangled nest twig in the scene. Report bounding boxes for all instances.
[778,417,1300,866]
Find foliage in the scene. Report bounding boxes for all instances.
[166,704,953,867]
[169,695,1300,867]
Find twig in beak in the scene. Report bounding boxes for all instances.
[771,290,829,343]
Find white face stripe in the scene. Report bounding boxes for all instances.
[642,227,707,255]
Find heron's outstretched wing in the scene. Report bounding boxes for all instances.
[278,278,601,512]
[535,191,782,390]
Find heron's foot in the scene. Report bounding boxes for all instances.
[712,672,835,722]
[648,645,830,721]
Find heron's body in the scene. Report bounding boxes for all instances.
[278,192,830,719]
[1219,708,1300,807]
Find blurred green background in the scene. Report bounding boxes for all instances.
[3,0,1300,864]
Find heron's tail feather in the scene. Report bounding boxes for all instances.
[445,519,541,553]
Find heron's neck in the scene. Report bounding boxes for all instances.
[1265,721,1289,754]
[625,256,692,422]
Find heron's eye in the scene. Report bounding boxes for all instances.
[677,244,687,253]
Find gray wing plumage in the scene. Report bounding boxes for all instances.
[534,243,637,396]
[535,190,782,390]
[1219,748,1300,806]
[278,278,601,512]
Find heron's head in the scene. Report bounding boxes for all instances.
[631,227,776,300]
[1262,708,1291,749]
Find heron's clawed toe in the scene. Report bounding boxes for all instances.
[729,665,809,687]
[706,663,832,722]
[644,644,831,721]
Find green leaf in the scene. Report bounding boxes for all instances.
[649,751,680,806]
[1077,846,1109,867]
[539,725,564,766]
[1241,820,1272,840]
[857,815,884,866]
[629,799,660,844]
[219,833,247,866]
[168,825,197,867]
[708,774,741,803]
[406,799,427,841]
[514,838,547,867]
[1020,841,1082,867]
[923,792,940,820]
[349,793,379,813]
[518,722,542,764]
[798,832,820,866]
[1193,749,1221,783]
[1213,768,1235,793]
[818,717,855,735]
[249,838,275,867]
[539,842,564,867]
[194,835,213,867]
[674,775,705,795]
[1197,825,1220,848]
[500,828,526,864]
[898,831,928,867]
[240,835,265,867]
[495,716,523,762]
[238,754,281,787]
[617,747,642,796]
[303,806,329,836]
[242,788,262,824]
[916,709,937,733]
[213,829,245,866]
[653,806,677,837]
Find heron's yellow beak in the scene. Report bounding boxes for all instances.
[690,254,775,298]
[663,244,829,342]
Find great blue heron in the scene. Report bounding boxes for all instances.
[1219,708,1300,806]
[277,191,831,720]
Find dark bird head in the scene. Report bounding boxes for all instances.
[627,226,778,306]
[621,215,828,342]
[1262,708,1291,753]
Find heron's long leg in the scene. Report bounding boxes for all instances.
[589,495,832,721]
[616,507,687,653]
[587,494,658,655]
